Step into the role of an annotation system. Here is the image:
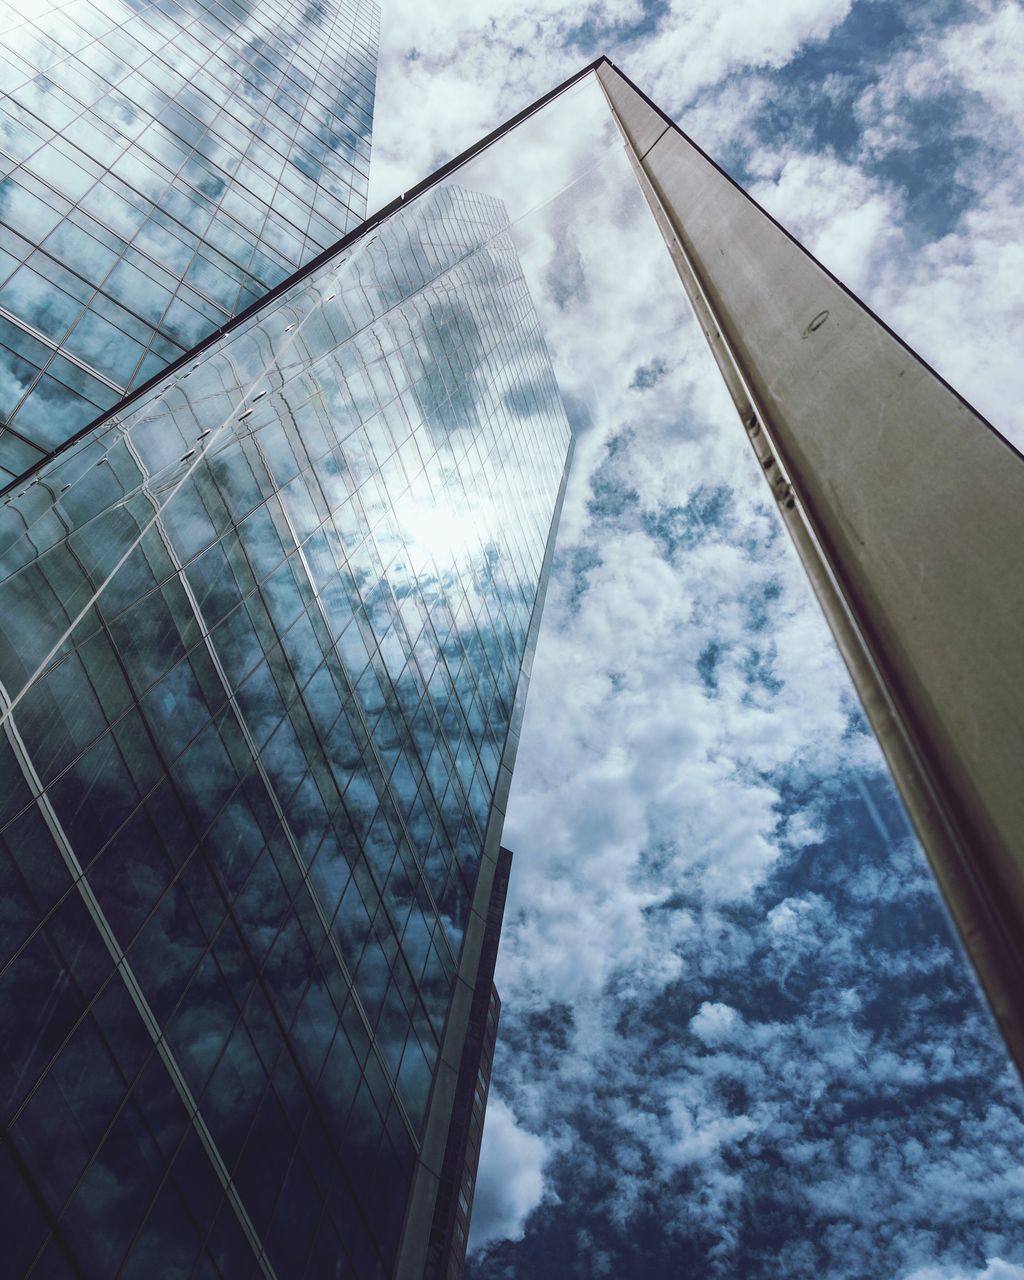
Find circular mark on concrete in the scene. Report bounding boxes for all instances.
[803,309,830,337]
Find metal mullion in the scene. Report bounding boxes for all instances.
[124,421,421,1149]
[302,0,364,250]
[254,399,464,1070]
[0,303,125,393]
[124,406,446,1241]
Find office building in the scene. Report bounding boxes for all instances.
[0,178,572,1277]
[0,0,377,481]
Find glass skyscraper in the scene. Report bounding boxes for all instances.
[0,174,572,1277]
[0,0,377,483]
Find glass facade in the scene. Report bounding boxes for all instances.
[425,848,509,1280]
[0,0,378,482]
[0,180,572,1278]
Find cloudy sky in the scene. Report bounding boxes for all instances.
[368,3,1024,1278]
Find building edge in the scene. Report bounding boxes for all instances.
[392,439,574,1279]
[0,62,603,502]
[424,847,512,1280]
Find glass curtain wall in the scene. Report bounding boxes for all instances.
[0,0,378,481]
[0,142,572,1272]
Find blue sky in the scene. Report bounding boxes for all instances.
[369,3,1024,1277]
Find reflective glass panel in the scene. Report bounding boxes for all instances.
[0,0,379,476]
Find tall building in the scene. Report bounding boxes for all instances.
[0,33,1021,1280]
[588,59,1024,1080]
[0,0,378,482]
[0,177,572,1278]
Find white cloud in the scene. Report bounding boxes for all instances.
[690,1001,743,1045]
[369,0,856,210]
[855,1,1024,161]
[742,141,1023,445]
[468,1097,551,1252]
[633,0,853,111]
[939,1,1024,128]
[905,1261,1024,1280]
[877,183,1024,445]
[837,1,1024,444]
[749,150,904,294]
